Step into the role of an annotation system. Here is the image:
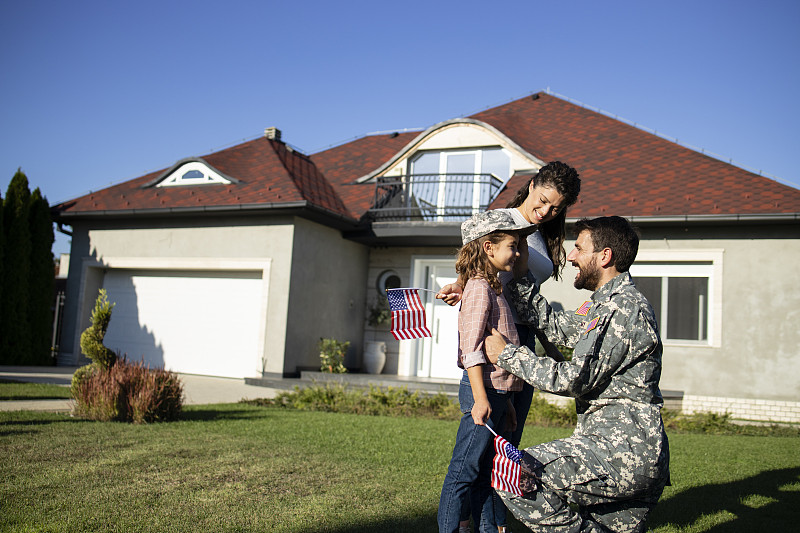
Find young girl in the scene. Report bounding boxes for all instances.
[437,161,582,532]
[437,210,534,533]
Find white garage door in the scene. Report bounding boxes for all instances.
[102,269,264,378]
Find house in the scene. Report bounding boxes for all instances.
[53,92,800,423]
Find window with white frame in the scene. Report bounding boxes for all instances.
[157,161,232,187]
[629,251,723,347]
[409,147,510,218]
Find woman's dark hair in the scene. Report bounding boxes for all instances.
[505,161,581,280]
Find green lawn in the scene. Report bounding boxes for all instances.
[1,403,798,532]
[0,378,71,400]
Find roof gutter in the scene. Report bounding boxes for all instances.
[52,201,360,228]
[586,213,800,225]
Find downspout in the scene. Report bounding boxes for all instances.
[56,222,73,236]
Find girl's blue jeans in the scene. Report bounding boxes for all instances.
[437,372,512,533]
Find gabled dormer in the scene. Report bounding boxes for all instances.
[360,119,545,221]
[146,158,239,188]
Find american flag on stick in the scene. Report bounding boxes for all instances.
[491,433,524,496]
[485,425,540,497]
[386,288,432,340]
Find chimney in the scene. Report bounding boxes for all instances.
[264,127,282,141]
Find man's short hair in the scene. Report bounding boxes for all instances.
[574,216,639,272]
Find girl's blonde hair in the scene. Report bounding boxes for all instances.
[455,231,515,294]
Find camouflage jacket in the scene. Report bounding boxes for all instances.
[501,272,669,486]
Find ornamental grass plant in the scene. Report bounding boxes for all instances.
[71,357,184,423]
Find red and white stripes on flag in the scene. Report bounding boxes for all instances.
[491,434,524,496]
[386,288,432,340]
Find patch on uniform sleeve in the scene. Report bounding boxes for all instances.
[584,317,600,334]
[575,300,593,316]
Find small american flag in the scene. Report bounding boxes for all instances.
[386,288,432,340]
[491,434,524,496]
[575,300,593,316]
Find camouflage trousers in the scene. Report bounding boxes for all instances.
[498,450,666,533]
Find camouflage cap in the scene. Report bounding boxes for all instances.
[461,210,536,245]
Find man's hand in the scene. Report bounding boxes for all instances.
[436,282,463,306]
[484,328,511,364]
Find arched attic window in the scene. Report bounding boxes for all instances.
[156,161,233,187]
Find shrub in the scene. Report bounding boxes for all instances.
[79,289,116,370]
[246,383,461,420]
[71,289,183,423]
[319,338,349,373]
[524,392,577,427]
[71,357,183,423]
[246,385,576,425]
[243,385,800,436]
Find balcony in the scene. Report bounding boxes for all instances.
[367,173,504,222]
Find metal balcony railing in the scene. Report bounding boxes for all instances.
[367,173,504,221]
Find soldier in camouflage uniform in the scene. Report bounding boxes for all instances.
[484,216,670,533]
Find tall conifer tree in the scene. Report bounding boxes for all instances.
[0,190,4,360]
[2,170,32,363]
[29,188,55,364]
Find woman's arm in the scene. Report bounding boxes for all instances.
[436,282,463,306]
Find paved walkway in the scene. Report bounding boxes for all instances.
[0,366,280,413]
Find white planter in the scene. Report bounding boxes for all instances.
[363,341,387,374]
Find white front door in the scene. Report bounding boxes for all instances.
[413,259,463,380]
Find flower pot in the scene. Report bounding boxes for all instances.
[363,341,387,374]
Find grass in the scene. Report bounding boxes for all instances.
[1,402,799,532]
[0,378,71,400]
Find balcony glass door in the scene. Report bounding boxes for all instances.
[409,152,439,218]
[410,148,510,220]
[444,152,476,218]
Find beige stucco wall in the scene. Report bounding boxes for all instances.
[284,218,368,374]
[59,216,296,374]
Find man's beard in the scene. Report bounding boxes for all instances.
[574,260,601,291]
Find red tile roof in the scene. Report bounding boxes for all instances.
[312,132,418,216]
[54,93,800,223]
[55,138,352,219]
[474,93,800,218]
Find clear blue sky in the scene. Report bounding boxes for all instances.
[2,0,798,256]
